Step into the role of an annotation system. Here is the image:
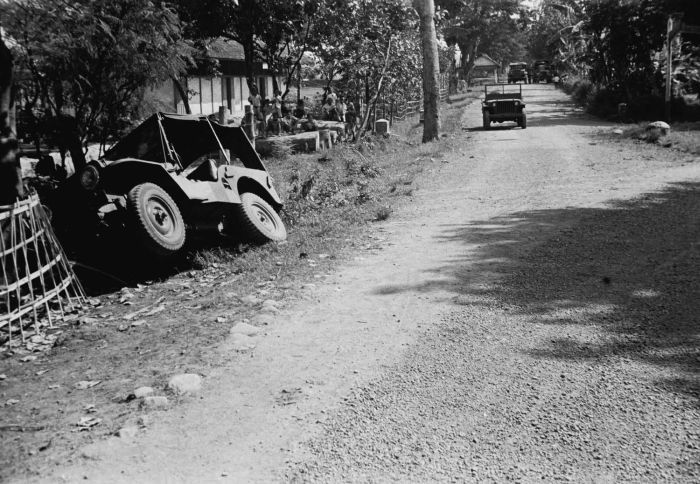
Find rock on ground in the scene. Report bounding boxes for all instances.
[229,322,262,336]
[133,386,154,399]
[140,396,169,409]
[167,374,202,395]
[229,333,258,351]
[116,426,139,439]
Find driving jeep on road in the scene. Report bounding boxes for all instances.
[481,84,527,130]
[54,113,286,258]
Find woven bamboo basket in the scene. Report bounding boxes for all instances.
[0,193,85,344]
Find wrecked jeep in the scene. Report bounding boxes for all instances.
[481,84,527,130]
[62,113,286,257]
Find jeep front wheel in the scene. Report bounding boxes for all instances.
[483,112,490,130]
[234,192,287,244]
[127,183,186,257]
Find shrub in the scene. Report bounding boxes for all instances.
[374,205,392,221]
[572,79,594,105]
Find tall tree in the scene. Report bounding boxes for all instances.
[0,34,23,204]
[439,0,524,81]
[527,0,585,72]
[414,0,441,142]
[307,0,421,138]
[257,0,319,98]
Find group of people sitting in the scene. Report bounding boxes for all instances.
[246,86,358,140]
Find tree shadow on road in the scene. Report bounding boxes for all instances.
[375,182,700,396]
[526,103,606,128]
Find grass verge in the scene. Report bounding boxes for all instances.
[611,121,700,156]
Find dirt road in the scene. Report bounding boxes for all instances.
[43,85,699,482]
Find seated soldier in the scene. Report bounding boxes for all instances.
[345,101,357,140]
[266,111,283,136]
[293,100,306,119]
[280,112,299,134]
[322,97,339,121]
[336,97,347,123]
[300,113,318,132]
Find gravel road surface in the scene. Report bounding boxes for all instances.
[290,85,700,482]
[43,85,699,483]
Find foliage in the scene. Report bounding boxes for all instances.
[526,0,587,73]
[1,0,190,148]
[438,0,527,79]
[582,0,666,99]
[533,0,700,119]
[676,42,700,97]
[307,0,422,111]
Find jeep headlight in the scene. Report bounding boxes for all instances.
[79,164,100,191]
[514,100,520,106]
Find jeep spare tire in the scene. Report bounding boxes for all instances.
[127,183,186,257]
[235,192,287,244]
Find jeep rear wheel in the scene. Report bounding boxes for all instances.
[483,112,490,130]
[234,192,287,244]
[127,183,186,257]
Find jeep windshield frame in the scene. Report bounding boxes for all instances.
[483,83,523,101]
[103,113,267,172]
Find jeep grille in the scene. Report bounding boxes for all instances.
[494,101,517,114]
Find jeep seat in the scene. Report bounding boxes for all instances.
[186,158,218,182]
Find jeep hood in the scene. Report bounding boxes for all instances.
[104,113,266,171]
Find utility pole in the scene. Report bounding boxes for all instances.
[413,0,440,142]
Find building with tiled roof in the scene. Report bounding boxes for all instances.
[146,38,281,119]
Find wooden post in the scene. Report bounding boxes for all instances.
[218,106,230,164]
[372,104,377,133]
[218,106,229,125]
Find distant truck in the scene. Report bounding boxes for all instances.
[531,60,553,83]
[507,62,529,84]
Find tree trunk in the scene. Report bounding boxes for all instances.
[414,0,440,142]
[0,36,23,204]
[242,37,256,92]
[172,76,191,114]
[458,41,478,84]
[271,69,280,96]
